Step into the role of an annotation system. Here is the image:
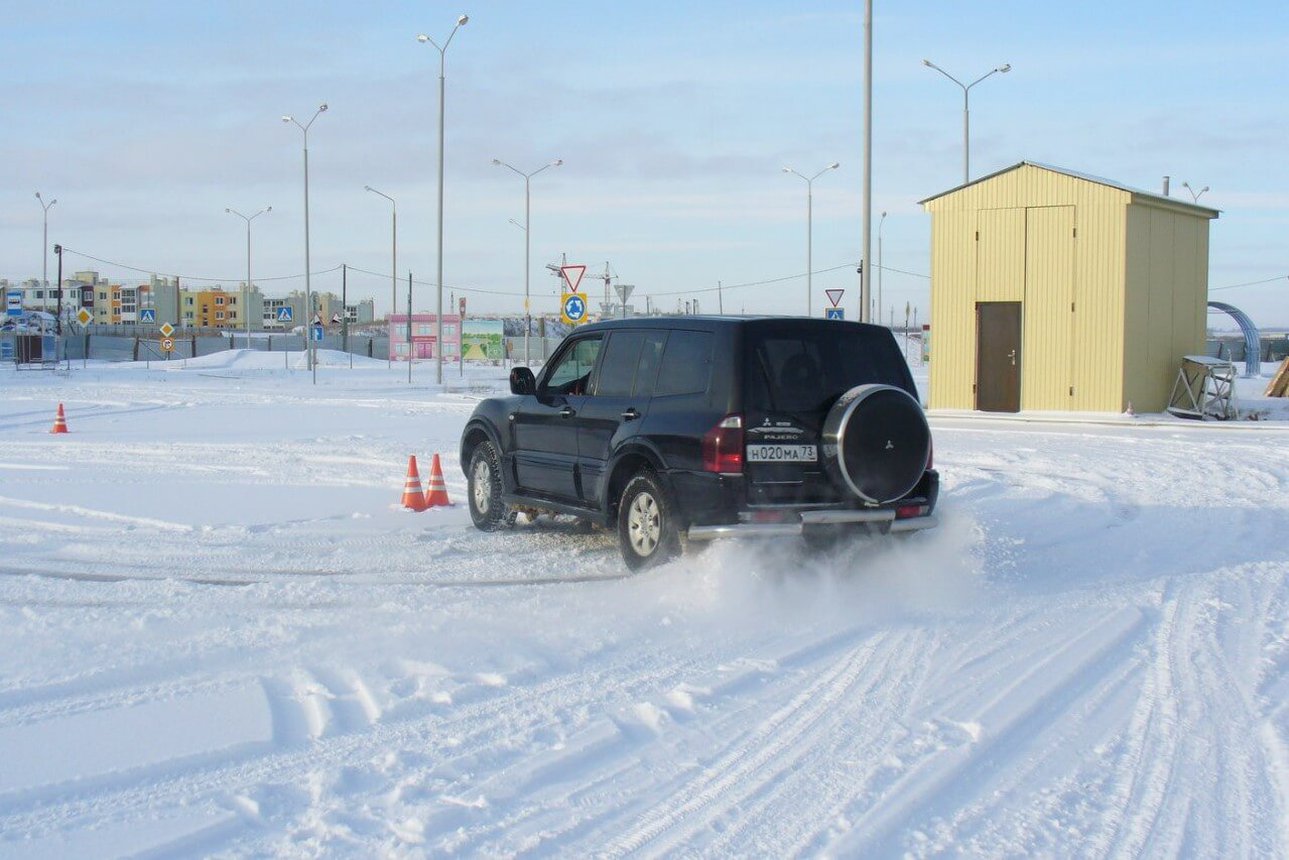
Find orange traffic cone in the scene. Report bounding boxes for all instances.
[51,403,69,434]
[425,453,452,507]
[401,455,427,511]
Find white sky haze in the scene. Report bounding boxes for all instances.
[3,1,1286,324]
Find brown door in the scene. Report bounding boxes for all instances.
[976,302,1022,412]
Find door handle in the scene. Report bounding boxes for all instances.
[559,406,576,418]
[1007,350,1016,366]
[620,407,640,421]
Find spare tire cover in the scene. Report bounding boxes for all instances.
[821,384,930,504]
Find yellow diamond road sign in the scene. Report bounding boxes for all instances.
[76,308,92,326]
[159,323,175,337]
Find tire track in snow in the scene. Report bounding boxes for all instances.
[0,641,705,851]
[825,602,1150,856]
[433,623,903,856]
[587,630,901,857]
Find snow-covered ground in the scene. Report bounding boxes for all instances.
[1,350,1287,857]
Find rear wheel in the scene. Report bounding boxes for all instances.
[617,472,680,570]
[467,440,515,531]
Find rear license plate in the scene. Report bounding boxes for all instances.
[746,444,817,463]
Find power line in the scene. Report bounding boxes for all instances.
[1210,274,1287,292]
[649,262,929,297]
[57,246,344,284]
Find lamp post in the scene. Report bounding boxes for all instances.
[492,157,562,365]
[877,210,887,326]
[782,162,840,317]
[364,186,397,368]
[281,103,328,371]
[418,13,468,385]
[35,192,56,314]
[1182,181,1209,203]
[225,207,271,351]
[922,59,1011,185]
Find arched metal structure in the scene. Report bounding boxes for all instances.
[1207,300,1260,377]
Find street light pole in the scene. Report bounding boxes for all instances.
[418,14,468,385]
[1182,181,1210,203]
[782,162,839,317]
[282,104,328,372]
[225,207,271,351]
[877,210,887,326]
[922,59,1011,185]
[492,158,562,365]
[35,192,56,315]
[364,186,397,368]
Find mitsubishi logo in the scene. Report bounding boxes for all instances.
[884,440,895,450]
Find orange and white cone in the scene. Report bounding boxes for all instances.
[51,403,69,434]
[425,453,452,508]
[401,455,427,511]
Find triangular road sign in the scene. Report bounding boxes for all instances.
[615,283,635,303]
[560,264,586,293]
[825,288,845,308]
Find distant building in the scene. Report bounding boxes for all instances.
[388,314,463,361]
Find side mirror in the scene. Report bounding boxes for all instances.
[510,366,536,395]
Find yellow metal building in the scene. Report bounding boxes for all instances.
[921,162,1218,413]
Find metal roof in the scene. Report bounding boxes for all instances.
[918,161,1221,217]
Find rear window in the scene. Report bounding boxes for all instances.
[745,325,913,414]
[655,331,714,396]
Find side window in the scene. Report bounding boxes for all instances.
[654,331,714,396]
[543,336,603,395]
[633,332,668,397]
[594,332,647,397]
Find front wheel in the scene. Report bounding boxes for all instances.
[617,472,681,570]
[467,440,515,531]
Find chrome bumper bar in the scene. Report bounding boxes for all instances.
[686,511,938,541]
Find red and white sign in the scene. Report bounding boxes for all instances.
[825,289,845,308]
[560,265,586,294]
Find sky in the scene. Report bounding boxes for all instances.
[3,1,1287,326]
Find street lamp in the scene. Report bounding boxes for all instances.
[1182,181,1209,203]
[418,13,469,385]
[492,157,562,365]
[225,207,271,351]
[877,210,887,326]
[922,59,1011,185]
[281,103,327,372]
[364,186,397,369]
[782,162,840,317]
[35,192,56,314]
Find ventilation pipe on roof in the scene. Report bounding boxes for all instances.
[1162,176,1170,196]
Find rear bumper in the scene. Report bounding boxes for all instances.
[687,510,938,541]
[676,467,939,541]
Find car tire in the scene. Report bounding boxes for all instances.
[467,440,515,532]
[617,471,680,570]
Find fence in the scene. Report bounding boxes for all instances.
[16,333,392,364]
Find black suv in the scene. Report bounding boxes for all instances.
[459,316,938,569]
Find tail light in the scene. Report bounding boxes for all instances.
[702,414,744,474]
[896,504,930,519]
